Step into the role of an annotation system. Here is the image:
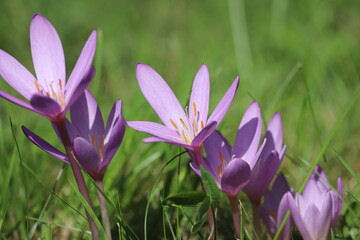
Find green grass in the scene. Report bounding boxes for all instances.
[0,0,360,239]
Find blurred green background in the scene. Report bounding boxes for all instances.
[0,0,359,239]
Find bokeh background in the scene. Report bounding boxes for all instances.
[0,0,359,239]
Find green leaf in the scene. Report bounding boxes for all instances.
[163,191,206,207]
[192,197,210,233]
[200,166,221,208]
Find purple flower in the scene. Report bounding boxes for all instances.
[127,63,239,154]
[0,13,97,120]
[200,101,262,196]
[22,90,126,181]
[286,166,343,240]
[243,112,286,205]
[259,174,292,240]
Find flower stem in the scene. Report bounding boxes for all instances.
[251,203,262,237]
[228,195,241,239]
[54,118,99,240]
[96,181,112,240]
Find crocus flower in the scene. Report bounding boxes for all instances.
[0,13,97,121]
[243,112,286,205]
[286,166,343,240]
[200,101,263,196]
[127,63,239,160]
[259,173,292,240]
[22,90,125,181]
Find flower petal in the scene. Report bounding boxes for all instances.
[243,151,281,204]
[220,158,251,196]
[142,137,165,143]
[30,94,62,119]
[65,30,97,106]
[70,90,105,141]
[207,76,239,124]
[127,121,184,144]
[0,50,36,99]
[203,130,232,179]
[30,14,65,90]
[266,112,283,153]
[232,101,262,168]
[264,173,290,212]
[73,137,101,180]
[0,90,41,114]
[276,192,292,240]
[22,126,68,163]
[315,192,332,240]
[189,64,209,125]
[287,193,313,240]
[330,178,343,228]
[136,63,188,129]
[191,121,217,147]
[103,99,126,165]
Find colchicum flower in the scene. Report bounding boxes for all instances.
[243,111,286,205]
[286,165,343,240]
[22,90,126,181]
[0,13,97,120]
[259,173,292,240]
[127,63,239,163]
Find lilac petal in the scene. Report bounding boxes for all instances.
[70,90,105,140]
[52,119,79,145]
[22,126,68,163]
[232,101,262,168]
[65,30,97,105]
[191,121,217,147]
[331,177,343,228]
[244,151,281,204]
[30,14,65,90]
[0,50,36,99]
[259,206,277,236]
[207,76,239,124]
[189,64,209,125]
[303,204,320,240]
[266,112,283,153]
[264,173,290,212]
[73,137,101,179]
[30,94,62,118]
[136,63,188,129]
[127,121,183,144]
[287,193,313,240]
[103,99,126,165]
[189,161,201,177]
[276,192,292,240]
[220,158,251,196]
[315,192,332,240]
[0,90,42,114]
[65,65,96,111]
[142,137,166,143]
[203,130,232,179]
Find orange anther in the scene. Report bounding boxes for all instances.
[192,102,197,116]
[170,118,178,129]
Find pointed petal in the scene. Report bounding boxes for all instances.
[266,112,283,153]
[103,99,126,165]
[73,137,101,179]
[191,121,217,147]
[330,178,343,228]
[0,90,42,114]
[30,94,62,118]
[65,30,97,105]
[142,137,165,143]
[203,130,232,178]
[70,90,105,141]
[287,193,313,240]
[221,159,251,196]
[0,50,36,99]
[207,76,239,124]
[30,14,65,89]
[276,192,292,240]
[315,192,332,239]
[22,126,68,163]
[232,101,262,168]
[264,173,290,212]
[244,151,281,204]
[65,64,96,111]
[127,121,184,144]
[136,63,187,129]
[189,64,209,124]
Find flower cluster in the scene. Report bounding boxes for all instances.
[0,13,344,240]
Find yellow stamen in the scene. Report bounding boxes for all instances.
[219,152,226,165]
[193,119,198,134]
[50,84,57,99]
[98,135,105,161]
[34,79,41,93]
[217,165,224,178]
[181,129,190,144]
[58,95,66,108]
[170,118,178,129]
[192,102,197,116]
[58,79,63,90]
[179,118,187,128]
[200,120,205,129]
[91,135,96,146]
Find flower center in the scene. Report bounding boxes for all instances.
[91,134,105,161]
[34,79,66,108]
[169,102,205,145]
[217,152,226,178]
